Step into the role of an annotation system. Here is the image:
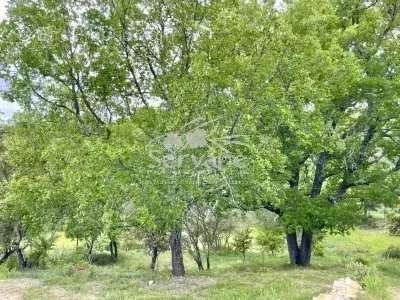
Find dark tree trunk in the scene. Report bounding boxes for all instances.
[109,241,118,259]
[170,227,185,277]
[150,246,158,271]
[113,241,118,259]
[16,248,26,269]
[286,233,300,265]
[206,250,210,270]
[109,241,114,257]
[0,248,15,265]
[286,231,313,266]
[299,231,313,267]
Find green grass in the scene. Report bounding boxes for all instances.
[1,228,399,300]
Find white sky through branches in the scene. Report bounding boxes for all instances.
[0,0,20,118]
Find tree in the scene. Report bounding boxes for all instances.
[388,206,400,236]
[1,0,399,270]
[136,120,246,276]
[189,0,400,267]
[256,228,284,259]
[233,228,252,262]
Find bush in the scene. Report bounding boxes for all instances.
[353,256,369,266]
[256,228,283,257]
[383,245,400,259]
[313,233,326,257]
[5,255,19,271]
[363,275,389,299]
[233,228,252,261]
[388,208,400,236]
[28,235,56,268]
[346,261,376,284]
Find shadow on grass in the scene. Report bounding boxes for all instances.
[90,253,117,266]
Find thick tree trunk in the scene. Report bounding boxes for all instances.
[150,246,158,271]
[299,231,312,267]
[286,233,300,265]
[286,231,313,266]
[170,227,185,276]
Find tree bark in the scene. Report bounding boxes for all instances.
[206,249,210,270]
[16,248,26,269]
[286,233,300,265]
[86,239,94,263]
[286,231,313,266]
[0,248,15,265]
[109,241,118,259]
[113,241,118,259]
[191,243,204,271]
[170,227,185,276]
[150,246,158,271]
[299,231,313,266]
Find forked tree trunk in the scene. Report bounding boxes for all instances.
[286,231,313,267]
[170,227,185,276]
[150,246,158,271]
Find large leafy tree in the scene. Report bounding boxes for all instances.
[188,0,400,266]
[1,0,399,270]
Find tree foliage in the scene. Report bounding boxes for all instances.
[0,0,399,271]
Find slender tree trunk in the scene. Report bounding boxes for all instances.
[192,243,204,271]
[206,246,210,270]
[109,241,118,259]
[150,246,158,271]
[87,240,94,263]
[16,248,26,269]
[170,227,185,276]
[112,241,118,259]
[76,238,79,253]
[0,248,15,265]
[109,241,114,258]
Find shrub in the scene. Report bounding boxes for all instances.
[312,233,325,257]
[363,275,389,299]
[383,245,400,259]
[354,256,369,265]
[233,228,252,261]
[256,228,283,257]
[5,255,19,271]
[346,261,376,284]
[28,235,56,268]
[388,208,400,236]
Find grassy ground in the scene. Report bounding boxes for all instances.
[0,229,399,300]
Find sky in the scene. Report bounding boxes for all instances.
[0,0,20,119]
